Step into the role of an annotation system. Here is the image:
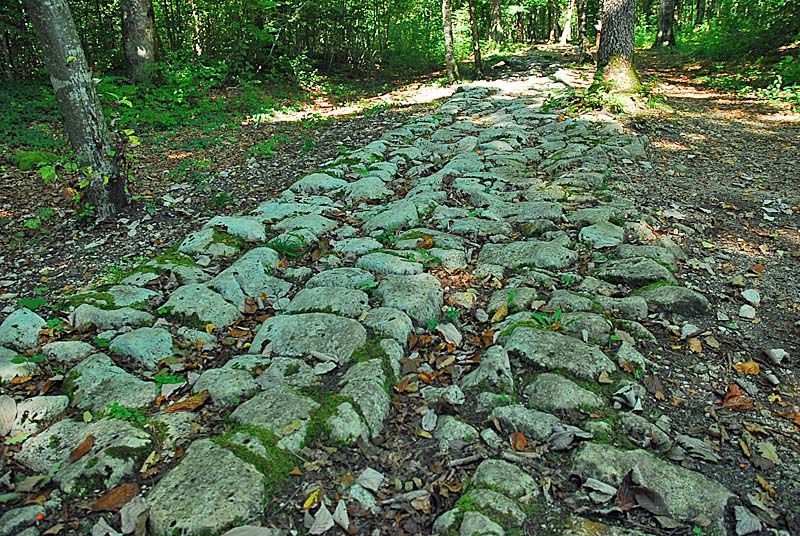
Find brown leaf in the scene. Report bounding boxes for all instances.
[416,234,435,250]
[9,374,33,385]
[490,304,508,323]
[164,390,209,413]
[510,432,527,451]
[92,482,140,511]
[722,384,754,411]
[687,338,703,353]
[734,360,760,375]
[749,263,766,274]
[69,434,95,463]
[289,466,303,476]
[755,475,776,497]
[395,377,410,393]
[615,470,636,512]
[643,374,666,400]
[633,485,670,516]
[228,327,251,338]
[480,329,495,347]
[739,438,751,458]
[743,421,769,435]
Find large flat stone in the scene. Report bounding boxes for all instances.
[502,328,616,380]
[285,287,368,318]
[71,304,154,330]
[376,274,443,326]
[230,384,319,451]
[111,327,173,370]
[571,443,734,534]
[249,313,366,362]
[0,309,45,351]
[162,285,242,329]
[68,353,156,410]
[147,439,265,535]
[595,258,676,288]
[479,240,578,270]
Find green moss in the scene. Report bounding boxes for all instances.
[64,370,81,399]
[634,280,677,295]
[54,291,116,312]
[10,150,59,171]
[83,457,99,470]
[302,393,359,447]
[212,230,246,251]
[214,425,296,496]
[105,443,153,465]
[398,230,428,240]
[152,248,200,268]
[48,434,61,449]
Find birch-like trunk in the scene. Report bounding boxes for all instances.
[442,0,459,80]
[121,0,157,82]
[560,0,576,44]
[25,0,128,220]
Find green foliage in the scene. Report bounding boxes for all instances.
[17,297,46,310]
[105,403,147,423]
[9,150,60,171]
[10,353,45,365]
[267,233,307,258]
[247,134,289,159]
[154,372,186,390]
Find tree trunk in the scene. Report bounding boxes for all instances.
[653,0,676,47]
[442,0,459,80]
[24,0,128,220]
[694,0,705,25]
[596,0,639,92]
[490,0,504,42]
[560,0,575,44]
[466,0,483,75]
[121,0,156,82]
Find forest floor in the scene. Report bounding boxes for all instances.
[1,46,799,535]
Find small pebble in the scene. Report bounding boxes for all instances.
[741,288,761,307]
[738,304,756,319]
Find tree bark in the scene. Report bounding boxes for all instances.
[560,0,576,44]
[695,0,705,25]
[121,0,156,82]
[490,0,504,42]
[653,0,676,46]
[442,0,459,80]
[24,0,128,220]
[596,0,640,92]
[466,0,483,75]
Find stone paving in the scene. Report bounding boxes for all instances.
[0,70,778,536]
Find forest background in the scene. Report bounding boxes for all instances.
[1,0,799,226]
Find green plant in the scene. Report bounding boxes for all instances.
[10,353,45,365]
[211,191,234,208]
[247,134,288,160]
[93,336,111,348]
[267,233,307,258]
[445,308,458,321]
[154,372,186,390]
[17,297,46,310]
[105,403,146,423]
[427,318,439,330]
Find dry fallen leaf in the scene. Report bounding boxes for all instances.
[417,234,435,250]
[490,304,508,323]
[734,360,760,375]
[92,482,140,511]
[510,432,528,451]
[69,435,95,463]
[723,384,754,411]
[687,338,703,353]
[755,475,776,497]
[164,390,209,413]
